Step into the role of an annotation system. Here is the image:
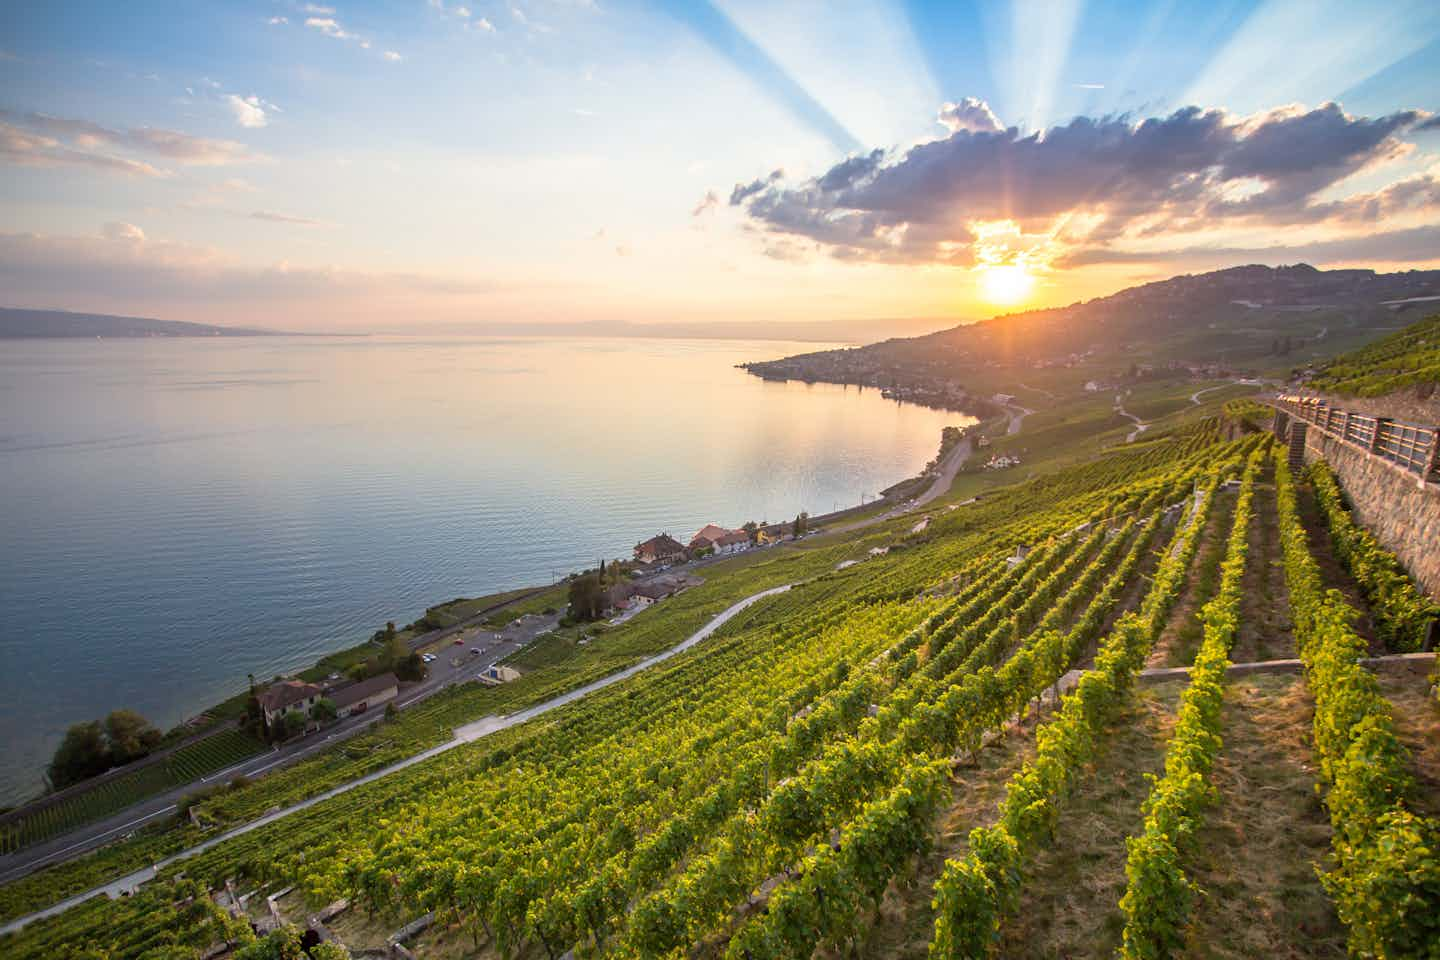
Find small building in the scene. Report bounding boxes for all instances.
[330,672,399,719]
[634,533,686,564]
[713,529,752,555]
[688,524,731,550]
[480,664,522,685]
[633,573,690,601]
[603,581,637,611]
[257,679,323,732]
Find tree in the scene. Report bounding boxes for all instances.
[384,702,399,722]
[280,711,307,741]
[568,572,606,621]
[742,520,759,543]
[395,652,426,682]
[48,721,111,789]
[103,709,162,765]
[794,511,809,536]
[310,698,337,724]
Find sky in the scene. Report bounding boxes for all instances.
[1,0,1439,333]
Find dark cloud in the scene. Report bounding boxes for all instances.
[729,168,783,206]
[1418,114,1440,131]
[816,149,885,193]
[731,102,1437,265]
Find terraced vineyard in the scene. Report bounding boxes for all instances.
[0,729,264,856]
[1307,314,1440,398]
[2,415,1436,959]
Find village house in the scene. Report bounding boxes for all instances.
[688,523,731,550]
[330,672,399,719]
[633,533,686,564]
[713,529,752,555]
[257,679,323,733]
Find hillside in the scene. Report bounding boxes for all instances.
[0,308,282,338]
[743,264,1440,407]
[1302,314,1440,420]
[2,382,1437,958]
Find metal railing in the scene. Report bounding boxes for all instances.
[1273,394,1440,485]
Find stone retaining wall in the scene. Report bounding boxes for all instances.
[1303,428,1440,599]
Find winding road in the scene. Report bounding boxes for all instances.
[0,584,794,937]
[1115,396,1149,443]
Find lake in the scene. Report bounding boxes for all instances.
[0,335,969,802]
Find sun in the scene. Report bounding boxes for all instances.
[978,263,1035,306]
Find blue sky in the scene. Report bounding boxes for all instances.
[1,0,1438,331]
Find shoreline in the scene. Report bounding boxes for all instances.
[2,398,970,813]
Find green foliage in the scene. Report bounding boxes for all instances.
[2,434,1272,958]
[102,711,163,767]
[1307,314,1440,398]
[1307,460,1437,653]
[47,722,112,790]
[567,571,606,621]
[1275,449,1440,958]
[928,451,1247,959]
[1118,447,1263,959]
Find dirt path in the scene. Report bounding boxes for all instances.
[1148,493,1235,668]
[1373,661,1440,820]
[1115,398,1150,443]
[1182,674,1345,959]
[1232,475,1296,663]
[995,682,1184,959]
[1293,483,1382,654]
[852,714,1044,959]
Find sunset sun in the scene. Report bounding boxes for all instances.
[979,263,1035,306]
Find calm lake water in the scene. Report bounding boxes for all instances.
[0,335,968,802]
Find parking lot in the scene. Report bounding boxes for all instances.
[419,610,564,681]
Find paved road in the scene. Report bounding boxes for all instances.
[0,583,794,937]
[0,592,556,889]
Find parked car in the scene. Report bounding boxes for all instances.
[453,638,464,645]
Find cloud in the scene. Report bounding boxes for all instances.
[0,227,503,305]
[306,16,354,39]
[225,94,269,128]
[1056,224,1440,269]
[382,50,403,62]
[267,16,288,24]
[692,190,718,217]
[1,120,168,177]
[249,210,322,226]
[101,222,146,242]
[729,168,783,206]
[729,101,1440,266]
[474,17,495,32]
[937,97,1002,134]
[303,4,335,13]
[0,110,259,170]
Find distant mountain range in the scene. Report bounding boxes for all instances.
[0,308,285,339]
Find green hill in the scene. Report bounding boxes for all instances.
[1305,313,1440,400]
